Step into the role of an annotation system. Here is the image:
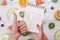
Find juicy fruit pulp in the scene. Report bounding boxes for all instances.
[55,10,60,20]
[18,0,28,7]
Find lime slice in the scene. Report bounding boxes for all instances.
[48,22,55,29]
[7,7,18,20]
[0,34,9,40]
[54,29,60,40]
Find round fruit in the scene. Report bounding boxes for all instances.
[55,10,60,20]
[19,11,25,18]
[1,24,4,27]
[52,0,58,3]
[48,22,55,29]
[51,6,54,10]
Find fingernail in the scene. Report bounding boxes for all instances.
[18,21,20,22]
[36,24,40,27]
[18,29,22,34]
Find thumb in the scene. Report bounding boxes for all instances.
[36,24,43,30]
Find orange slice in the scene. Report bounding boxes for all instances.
[55,10,60,20]
[18,0,28,7]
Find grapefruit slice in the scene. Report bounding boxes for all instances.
[55,10,60,20]
[36,0,44,6]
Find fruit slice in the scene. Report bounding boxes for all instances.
[52,0,58,3]
[0,34,9,40]
[48,22,55,29]
[18,0,28,7]
[36,0,44,6]
[44,8,47,13]
[22,32,29,36]
[19,11,25,18]
[7,7,18,20]
[2,0,7,6]
[55,10,60,20]
[54,29,60,40]
[8,25,13,31]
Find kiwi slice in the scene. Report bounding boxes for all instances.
[19,11,25,18]
[22,32,29,36]
[44,8,47,13]
[48,22,55,29]
[52,0,58,3]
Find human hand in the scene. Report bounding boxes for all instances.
[11,13,27,37]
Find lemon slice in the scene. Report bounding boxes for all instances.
[18,0,28,7]
[55,10,60,20]
[0,34,9,40]
[7,7,18,20]
[54,29,60,40]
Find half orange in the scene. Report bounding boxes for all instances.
[55,10,60,20]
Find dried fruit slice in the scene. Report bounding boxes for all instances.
[54,29,60,40]
[48,22,55,29]
[55,10,60,20]
[19,11,25,18]
[22,32,29,36]
[18,0,28,7]
[52,0,58,3]
[7,7,18,20]
[36,0,44,6]
[0,34,9,40]
[8,25,13,31]
[2,0,7,6]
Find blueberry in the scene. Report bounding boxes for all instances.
[51,6,54,10]
[1,24,4,27]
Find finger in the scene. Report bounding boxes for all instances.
[13,13,17,24]
[21,30,27,33]
[13,13,17,31]
[36,24,43,30]
[32,32,38,40]
[19,24,27,29]
[17,21,25,27]
[20,27,27,32]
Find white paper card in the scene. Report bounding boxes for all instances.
[24,6,44,33]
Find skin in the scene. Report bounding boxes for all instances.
[8,13,47,40]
